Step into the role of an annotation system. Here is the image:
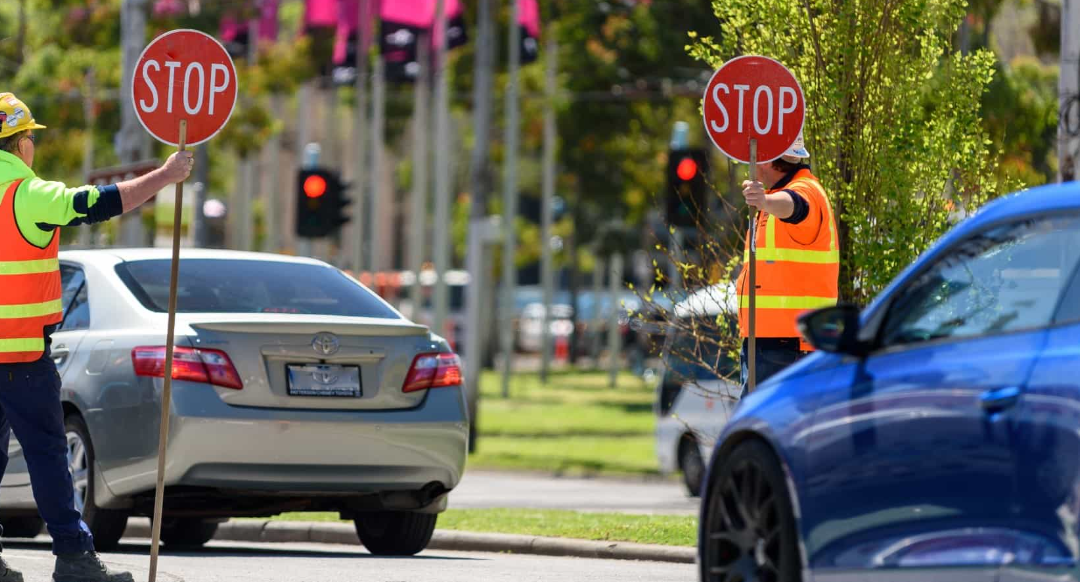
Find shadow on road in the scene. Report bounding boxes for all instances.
[4,538,484,562]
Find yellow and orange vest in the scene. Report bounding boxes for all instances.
[736,169,839,350]
[0,178,63,363]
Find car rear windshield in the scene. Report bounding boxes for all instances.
[116,259,401,319]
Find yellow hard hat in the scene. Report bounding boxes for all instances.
[0,93,46,140]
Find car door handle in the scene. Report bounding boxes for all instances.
[980,386,1021,414]
[52,345,69,366]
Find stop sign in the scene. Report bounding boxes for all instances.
[132,29,238,147]
[702,55,805,164]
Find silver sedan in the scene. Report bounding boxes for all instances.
[0,249,468,555]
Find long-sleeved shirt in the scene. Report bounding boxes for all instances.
[0,150,123,247]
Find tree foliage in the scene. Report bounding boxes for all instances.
[690,0,1004,303]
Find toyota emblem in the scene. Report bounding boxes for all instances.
[312,332,340,356]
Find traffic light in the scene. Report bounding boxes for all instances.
[295,167,351,238]
[665,148,710,228]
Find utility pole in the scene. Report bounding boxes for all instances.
[539,20,558,383]
[236,17,260,252]
[409,35,431,314]
[118,0,148,247]
[463,0,496,445]
[1061,0,1080,183]
[79,68,96,248]
[353,1,370,273]
[369,51,386,272]
[192,145,209,247]
[607,252,624,388]
[433,0,453,338]
[500,0,522,399]
[264,94,285,252]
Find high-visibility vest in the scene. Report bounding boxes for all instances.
[736,169,839,349]
[0,179,63,364]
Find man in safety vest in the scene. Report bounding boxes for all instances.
[736,134,838,397]
[0,93,191,582]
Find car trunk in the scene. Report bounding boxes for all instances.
[176,314,434,410]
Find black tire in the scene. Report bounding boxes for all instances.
[1,516,43,538]
[354,511,437,556]
[678,437,705,498]
[65,415,129,552]
[700,440,801,582]
[160,518,218,549]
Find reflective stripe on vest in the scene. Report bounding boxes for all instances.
[0,178,63,364]
[738,295,836,310]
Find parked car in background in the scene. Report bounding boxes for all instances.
[9,249,468,556]
[656,284,738,496]
[516,302,575,353]
[699,183,1080,581]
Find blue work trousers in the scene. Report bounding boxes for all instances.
[0,357,94,554]
[739,338,807,399]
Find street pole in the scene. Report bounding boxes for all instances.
[410,35,431,314]
[590,253,605,362]
[192,144,209,247]
[79,68,96,248]
[433,0,453,339]
[539,26,557,384]
[1060,0,1080,183]
[236,18,260,252]
[369,52,386,273]
[500,0,522,399]
[747,139,758,393]
[118,0,148,247]
[353,2,370,273]
[607,252,623,388]
[264,94,284,252]
[464,0,496,444]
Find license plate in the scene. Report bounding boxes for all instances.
[286,364,362,397]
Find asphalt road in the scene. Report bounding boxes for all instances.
[4,538,695,582]
[449,470,700,515]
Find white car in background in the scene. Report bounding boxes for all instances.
[655,284,739,497]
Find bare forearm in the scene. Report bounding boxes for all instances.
[117,168,177,214]
[762,192,795,220]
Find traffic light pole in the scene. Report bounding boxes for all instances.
[747,139,758,394]
[433,0,453,338]
[500,0,523,399]
[539,22,558,383]
[409,35,431,314]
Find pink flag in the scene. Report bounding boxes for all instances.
[259,0,280,42]
[305,0,337,28]
[334,0,378,65]
[518,0,540,39]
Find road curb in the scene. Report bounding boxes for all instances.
[123,519,695,564]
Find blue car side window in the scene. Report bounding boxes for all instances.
[881,215,1080,347]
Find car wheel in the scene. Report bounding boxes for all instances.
[700,440,800,582]
[678,437,705,498]
[1,516,43,538]
[65,415,129,552]
[354,511,437,556]
[160,518,218,549]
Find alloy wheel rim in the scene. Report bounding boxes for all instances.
[65,431,89,514]
[704,457,784,582]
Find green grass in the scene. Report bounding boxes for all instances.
[469,369,661,476]
[262,509,696,547]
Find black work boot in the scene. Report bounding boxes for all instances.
[52,551,133,582]
[0,556,23,582]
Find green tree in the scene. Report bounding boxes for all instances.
[690,0,1004,303]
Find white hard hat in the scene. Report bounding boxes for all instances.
[780,133,810,162]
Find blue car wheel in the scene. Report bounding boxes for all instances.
[700,440,799,582]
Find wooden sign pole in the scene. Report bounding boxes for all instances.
[747,138,758,393]
[148,119,186,582]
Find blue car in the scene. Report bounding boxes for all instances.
[699,181,1080,582]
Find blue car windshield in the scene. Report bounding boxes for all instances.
[116,259,401,319]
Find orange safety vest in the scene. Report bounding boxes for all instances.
[0,179,63,364]
[736,169,839,350]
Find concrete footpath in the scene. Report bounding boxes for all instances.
[123,518,696,564]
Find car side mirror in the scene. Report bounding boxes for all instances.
[797,304,866,356]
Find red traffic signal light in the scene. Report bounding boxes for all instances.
[303,175,328,198]
[676,157,698,181]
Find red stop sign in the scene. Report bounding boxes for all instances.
[131,29,238,147]
[702,55,805,164]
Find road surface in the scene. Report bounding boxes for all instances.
[4,538,695,582]
[449,470,699,515]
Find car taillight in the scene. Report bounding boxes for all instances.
[132,346,243,390]
[402,353,462,393]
